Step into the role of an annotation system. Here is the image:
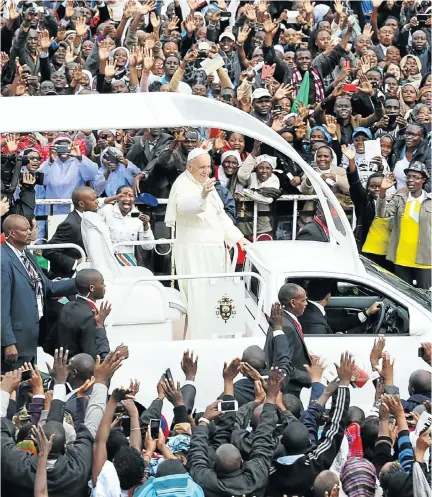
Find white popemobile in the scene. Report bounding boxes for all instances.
[1,93,430,415]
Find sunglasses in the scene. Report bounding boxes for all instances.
[28,156,41,161]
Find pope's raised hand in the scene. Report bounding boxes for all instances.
[201,178,216,199]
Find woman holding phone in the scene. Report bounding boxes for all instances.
[97,185,154,266]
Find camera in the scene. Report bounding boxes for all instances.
[55,145,71,155]
[19,171,44,186]
[197,50,207,59]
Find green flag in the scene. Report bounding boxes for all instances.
[292,71,310,113]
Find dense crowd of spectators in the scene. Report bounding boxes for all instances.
[1,0,432,287]
[1,338,431,497]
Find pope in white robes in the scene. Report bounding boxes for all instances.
[165,148,246,339]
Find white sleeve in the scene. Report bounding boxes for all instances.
[0,391,10,417]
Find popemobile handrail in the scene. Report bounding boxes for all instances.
[26,243,86,262]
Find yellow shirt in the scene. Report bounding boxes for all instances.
[395,197,431,268]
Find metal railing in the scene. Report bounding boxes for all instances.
[36,195,323,242]
[112,239,239,273]
[27,242,86,261]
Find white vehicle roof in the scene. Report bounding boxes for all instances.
[0,92,361,269]
[247,240,364,276]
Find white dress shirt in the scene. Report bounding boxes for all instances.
[97,203,154,253]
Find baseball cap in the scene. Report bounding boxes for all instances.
[251,88,272,102]
[352,127,373,140]
[219,31,236,42]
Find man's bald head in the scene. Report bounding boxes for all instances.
[409,369,431,396]
[68,353,95,386]
[214,444,242,473]
[75,269,105,300]
[242,345,266,372]
[3,214,31,249]
[313,470,339,497]
[71,186,98,212]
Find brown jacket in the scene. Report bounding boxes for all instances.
[376,190,432,265]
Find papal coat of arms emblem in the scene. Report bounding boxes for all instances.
[216,294,236,323]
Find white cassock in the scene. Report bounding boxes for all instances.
[165,170,243,339]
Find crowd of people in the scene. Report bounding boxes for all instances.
[1,336,431,497]
[1,0,432,288]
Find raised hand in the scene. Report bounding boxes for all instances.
[77,376,95,398]
[265,302,283,329]
[51,347,70,384]
[64,46,75,65]
[69,142,82,158]
[31,424,55,458]
[240,362,264,383]
[265,367,286,401]
[145,33,156,50]
[0,370,22,394]
[335,351,355,386]
[185,14,197,33]
[370,335,386,370]
[72,64,83,83]
[98,39,111,62]
[201,177,216,199]
[223,358,241,382]
[258,0,269,14]
[202,400,222,422]
[334,0,343,15]
[8,0,19,21]
[162,379,184,406]
[254,380,266,404]
[150,12,161,29]
[0,197,10,217]
[5,133,19,154]
[382,393,404,417]
[305,357,324,383]
[237,25,251,45]
[381,173,396,191]
[143,47,154,72]
[104,58,117,79]
[363,24,374,40]
[341,144,356,161]
[93,301,112,328]
[324,115,338,137]
[184,49,198,63]
[187,0,198,12]
[94,351,124,384]
[141,1,156,16]
[167,15,180,31]
[75,17,88,38]
[213,131,227,151]
[244,4,257,22]
[420,343,432,366]
[181,349,198,381]
[65,0,75,19]
[263,13,278,34]
[39,30,53,52]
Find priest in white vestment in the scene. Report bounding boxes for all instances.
[165,148,247,339]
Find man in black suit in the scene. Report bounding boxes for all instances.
[264,284,312,398]
[1,215,76,372]
[48,269,110,360]
[297,206,329,242]
[300,279,383,335]
[44,186,98,279]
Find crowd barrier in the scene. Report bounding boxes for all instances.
[35,194,331,242]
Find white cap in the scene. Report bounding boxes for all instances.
[187,148,209,162]
[274,45,285,55]
[219,31,236,42]
[256,154,277,169]
[251,88,272,102]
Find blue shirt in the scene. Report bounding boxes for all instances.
[40,156,98,214]
[93,160,141,197]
